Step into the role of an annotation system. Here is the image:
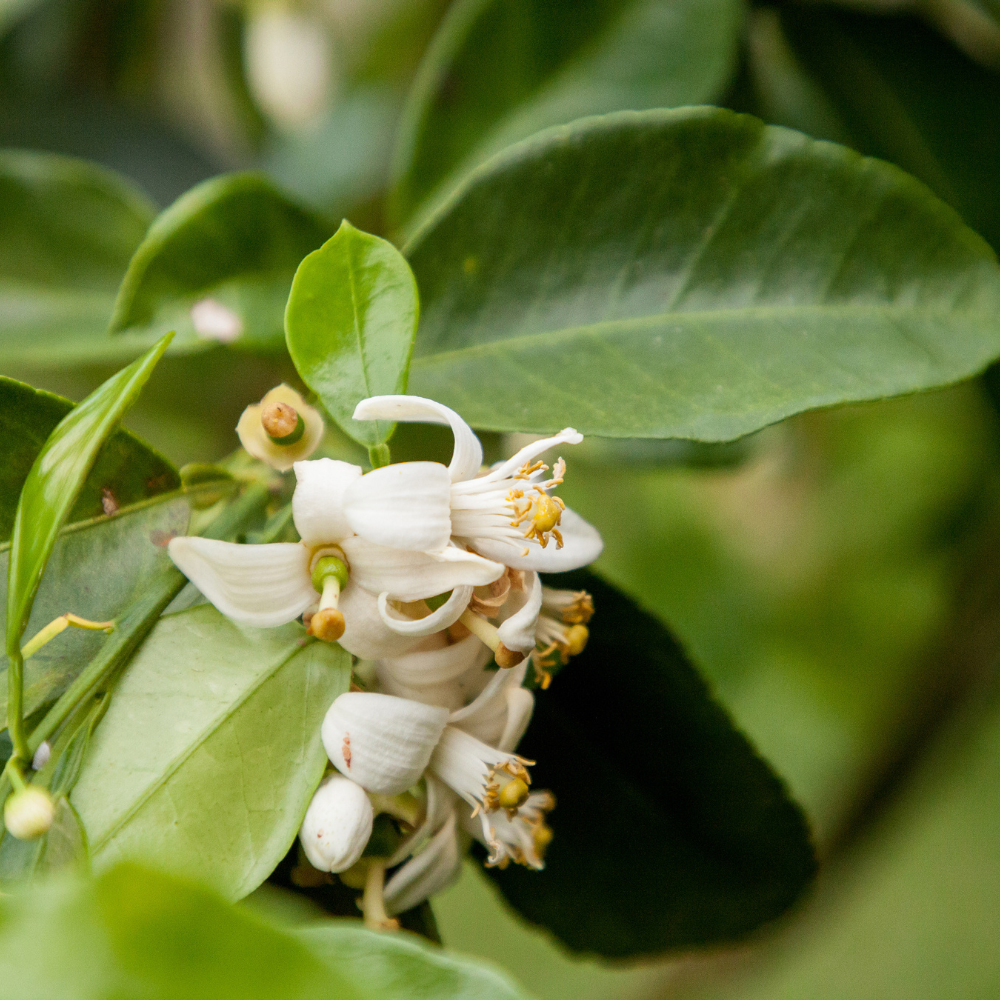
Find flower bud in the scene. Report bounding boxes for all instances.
[4,787,55,840]
[299,775,373,873]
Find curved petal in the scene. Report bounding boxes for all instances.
[496,572,542,654]
[322,692,448,796]
[380,634,486,686]
[449,660,528,747]
[338,582,428,660]
[482,428,583,482]
[378,585,472,637]
[343,462,451,551]
[340,536,503,602]
[299,774,373,873]
[388,776,456,867]
[292,458,363,545]
[384,812,462,916]
[353,395,482,482]
[499,688,535,753]
[167,537,314,627]
[464,507,603,572]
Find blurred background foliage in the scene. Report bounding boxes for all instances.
[0,0,998,997]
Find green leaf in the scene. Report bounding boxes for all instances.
[0,494,190,729]
[286,221,418,447]
[0,375,180,542]
[0,862,531,1000]
[110,173,330,353]
[0,150,156,367]
[405,107,1000,439]
[481,570,816,957]
[392,0,745,224]
[71,605,351,900]
[5,335,172,657]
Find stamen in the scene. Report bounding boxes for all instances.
[458,609,525,668]
[362,860,399,931]
[20,613,114,660]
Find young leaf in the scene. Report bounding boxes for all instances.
[0,151,156,367]
[481,570,817,957]
[0,863,531,1000]
[392,0,744,223]
[5,335,172,658]
[405,107,1000,439]
[0,376,179,542]
[110,173,330,352]
[71,605,351,901]
[286,221,419,447]
[0,495,190,729]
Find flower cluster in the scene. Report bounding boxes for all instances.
[168,391,601,927]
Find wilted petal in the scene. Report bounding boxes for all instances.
[340,536,503,602]
[378,585,472,637]
[353,395,483,483]
[384,812,462,916]
[299,774,373,873]
[167,537,314,627]
[496,572,542,654]
[322,692,448,796]
[467,507,603,572]
[343,462,452,551]
[338,582,428,660]
[292,458,363,544]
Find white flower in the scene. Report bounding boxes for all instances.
[299,773,373,872]
[530,586,594,688]
[168,457,504,657]
[236,385,324,471]
[460,788,555,870]
[346,396,604,572]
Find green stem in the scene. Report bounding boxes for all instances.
[6,650,29,764]
[3,758,26,793]
[368,443,392,469]
[24,480,273,757]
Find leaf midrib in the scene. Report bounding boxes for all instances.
[87,631,311,851]
[413,301,999,362]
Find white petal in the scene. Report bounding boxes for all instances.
[496,571,542,654]
[449,661,528,747]
[353,395,482,483]
[387,775,456,867]
[298,774,373,873]
[499,688,535,753]
[340,536,503,602]
[322,692,448,795]
[292,458,363,545]
[343,462,452,551]
[483,428,583,482]
[384,812,462,916]
[378,585,472,637]
[380,634,487,686]
[167,537,314,627]
[465,507,603,572]
[337,582,428,660]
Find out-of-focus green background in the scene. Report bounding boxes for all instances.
[2,2,999,997]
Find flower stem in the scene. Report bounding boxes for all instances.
[362,860,399,931]
[20,614,114,661]
[368,443,391,469]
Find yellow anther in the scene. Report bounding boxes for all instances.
[565,624,589,657]
[498,778,530,812]
[532,494,563,534]
[533,822,554,859]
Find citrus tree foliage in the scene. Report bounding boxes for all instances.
[1,0,999,996]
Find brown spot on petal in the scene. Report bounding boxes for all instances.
[343,735,351,769]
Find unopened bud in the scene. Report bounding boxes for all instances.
[299,775,373,873]
[4,787,55,840]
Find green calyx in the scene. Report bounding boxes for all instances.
[266,412,306,446]
[311,555,349,593]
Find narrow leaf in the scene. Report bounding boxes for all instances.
[5,335,172,657]
[110,173,329,352]
[405,108,1000,439]
[480,570,817,957]
[71,606,351,900]
[286,221,418,446]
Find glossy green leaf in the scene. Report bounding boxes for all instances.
[110,173,330,352]
[0,862,531,1000]
[392,0,744,224]
[286,221,418,446]
[481,570,816,957]
[405,108,1000,439]
[5,335,172,657]
[0,495,189,729]
[71,605,350,900]
[0,375,179,542]
[0,150,156,367]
